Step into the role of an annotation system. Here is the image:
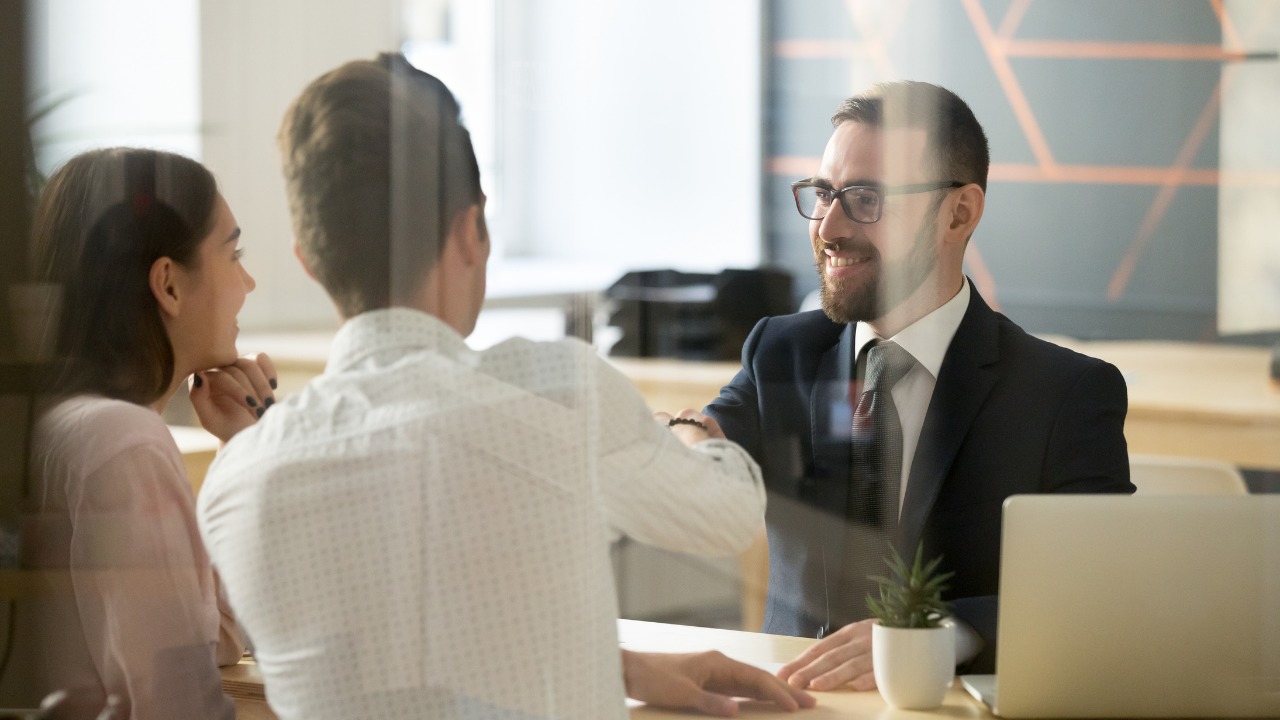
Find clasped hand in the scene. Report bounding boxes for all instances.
[188,353,278,444]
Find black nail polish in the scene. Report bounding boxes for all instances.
[264,397,275,408]
[256,407,265,418]
[269,378,278,390]
[193,375,203,388]
[246,396,257,407]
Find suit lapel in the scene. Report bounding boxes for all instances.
[809,322,856,554]
[897,281,1001,552]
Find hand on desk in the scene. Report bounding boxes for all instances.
[622,649,816,716]
[190,352,278,443]
[778,619,876,691]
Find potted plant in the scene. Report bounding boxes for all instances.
[866,541,956,709]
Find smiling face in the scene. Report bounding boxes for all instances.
[167,194,255,373]
[810,122,946,328]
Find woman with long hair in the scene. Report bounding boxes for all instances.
[16,147,272,718]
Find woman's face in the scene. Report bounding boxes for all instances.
[169,194,255,372]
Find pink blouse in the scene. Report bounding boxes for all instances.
[17,395,243,719]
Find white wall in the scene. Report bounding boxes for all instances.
[200,0,402,333]
[32,1,766,333]
[27,0,201,172]
[493,0,764,273]
[1218,0,1280,335]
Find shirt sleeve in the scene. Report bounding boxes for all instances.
[593,355,766,557]
[67,439,235,719]
[213,568,248,667]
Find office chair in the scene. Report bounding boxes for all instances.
[1128,453,1248,495]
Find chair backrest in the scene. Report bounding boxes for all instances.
[1128,453,1248,495]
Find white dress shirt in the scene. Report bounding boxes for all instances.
[852,280,969,511]
[852,281,981,661]
[197,308,766,720]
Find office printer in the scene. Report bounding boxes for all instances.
[605,268,793,361]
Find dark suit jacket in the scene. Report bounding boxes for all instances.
[705,281,1133,672]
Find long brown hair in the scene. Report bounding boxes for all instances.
[31,148,219,405]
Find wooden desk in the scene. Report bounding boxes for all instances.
[1073,341,1280,471]
[234,332,1280,469]
[220,620,991,719]
[619,620,988,719]
[221,659,273,720]
[612,342,1280,472]
[168,425,219,495]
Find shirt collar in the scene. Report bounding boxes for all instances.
[327,307,469,374]
[853,279,970,380]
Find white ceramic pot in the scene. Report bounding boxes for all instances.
[872,620,956,710]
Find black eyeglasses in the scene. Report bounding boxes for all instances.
[791,180,965,224]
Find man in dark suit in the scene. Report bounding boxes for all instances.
[705,81,1132,689]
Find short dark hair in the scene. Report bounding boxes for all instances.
[832,81,990,192]
[279,53,482,318]
[31,147,219,405]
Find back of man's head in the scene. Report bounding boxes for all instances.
[279,53,482,318]
[832,81,990,193]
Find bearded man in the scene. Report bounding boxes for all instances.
[705,81,1133,685]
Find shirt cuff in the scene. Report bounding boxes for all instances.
[953,617,984,666]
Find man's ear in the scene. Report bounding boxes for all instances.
[150,256,181,318]
[293,241,318,281]
[946,184,985,243]
[450,203,486,266]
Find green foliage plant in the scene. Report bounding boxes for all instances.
[25,92,77,199]
[865,541,954,629]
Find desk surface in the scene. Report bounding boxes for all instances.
[221,619,990,719]
[618,620,989,719]
[1071,341,1280,471]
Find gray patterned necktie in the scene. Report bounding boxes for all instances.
[849,340,916,527]
[838,339,916,627]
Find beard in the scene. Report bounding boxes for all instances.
[817,203,940,325]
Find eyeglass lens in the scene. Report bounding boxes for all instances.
[795,185,883,223]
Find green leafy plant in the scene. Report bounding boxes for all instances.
[865,541,954,629]
[24,91,77,199]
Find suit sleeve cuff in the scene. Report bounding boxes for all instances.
[953,617,984,666]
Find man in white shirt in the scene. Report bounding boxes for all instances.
[197,53,814,719]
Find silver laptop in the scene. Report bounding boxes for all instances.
[961,495,1280,718]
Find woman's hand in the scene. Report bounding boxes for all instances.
[189,353,278,444]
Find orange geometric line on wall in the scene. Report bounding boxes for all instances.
[875,0,916,47]
[771,158,1280,188]
[844,0,905,80]
[962,0,1058,170]
[1108,79,1225,300]
[1210,0,1244,49]
[769,156,821,177]
[773,40,876,59]
[993,163,1239,185]
[964,243,1001,312]
[773,40,1263,63]
[768,156,1280,185]
[1003,40,1262,61]
[998,0,1034,41]
[989,163,1219,184]
[1108,0,1278,301]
